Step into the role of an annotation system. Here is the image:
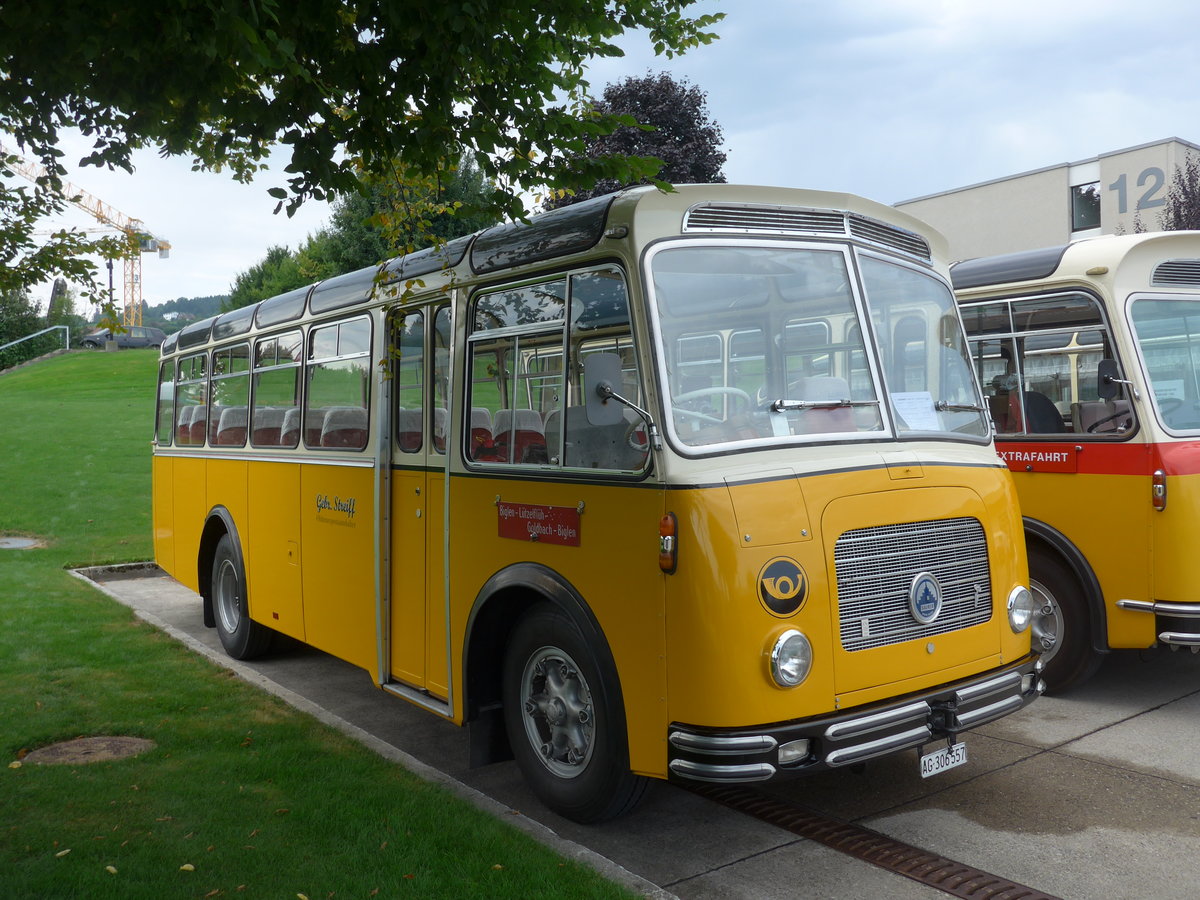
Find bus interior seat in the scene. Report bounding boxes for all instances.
[206,404,226,445]
[188,406,209,445]
[216,406,249,445]
[279,407,302,446]
[397,407,422,452]
[470,407,494,458]
[176,406,195,444]
[791,376,856,434]
[1022,390,1066,434]
[433,407,447,453]
[251,407,287,446]
[304,408,329,446]
[321,406,368,448]
[492,409,547,463]
[1072,399,1132,434]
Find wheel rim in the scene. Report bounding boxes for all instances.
[1029,578,1061,664]
[214,557,242,635]
[519,645,595,779]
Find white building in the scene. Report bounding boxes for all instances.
[894,137,1200,262]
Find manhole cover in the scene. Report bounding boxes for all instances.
[22,736,156,765]
[0,536,44,550]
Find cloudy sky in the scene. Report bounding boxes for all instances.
[19,0,1200,307]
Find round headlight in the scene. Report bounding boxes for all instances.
[1007,585,1037,633]
[770,629,812,688]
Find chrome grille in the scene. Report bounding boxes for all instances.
[835,517,992,651]
[1152,259,1200,286]
[683,204,931,261]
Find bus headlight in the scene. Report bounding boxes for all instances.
[1007,585,1037,633]
[769,629,812,688]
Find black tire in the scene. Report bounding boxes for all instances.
[502,603,648,823]
[211,533,273,660]
[81,340,101,350]
[1028,545,1102,693]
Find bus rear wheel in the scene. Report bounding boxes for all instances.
[501,603,647,823]
[1028,546,1101,693]
[211,533,273,660]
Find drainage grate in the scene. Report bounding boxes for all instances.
[689,783,1060,900]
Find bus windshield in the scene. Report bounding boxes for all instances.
[648,243,987,450]
[1130,295,1200,432]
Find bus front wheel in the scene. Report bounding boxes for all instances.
[1028,546,1101,693]
[501,604,647,823]
[211,533,273,660]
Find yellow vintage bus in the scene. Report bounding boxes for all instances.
[153,185,1041,822]
[954,232,1200,691]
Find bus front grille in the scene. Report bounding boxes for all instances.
[834,517,992,652]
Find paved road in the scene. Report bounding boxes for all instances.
[81,565,1200,900]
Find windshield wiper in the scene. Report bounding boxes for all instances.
[933,400,987,413]
[770,398,880,412]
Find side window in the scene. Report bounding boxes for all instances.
[394,312,425,454]
[306,317,371,450]
[251,330,302,447]
[175,353,207,445]
[155,361,174,445]
[210,343,251,446]
[467,267,645,471]
[433,306,451,454]
[964,294,1128,437]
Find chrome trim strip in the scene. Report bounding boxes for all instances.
[153,449,375,468]
[826,725,933,767]
[668,732,778,756]
[668,759,777,782]
[381,682,453,718]
[1118,599,1200,618]
[954,670,1023,705]
[954,694,1025,730]
[1159,631,1200,646]
[823,700,930,741]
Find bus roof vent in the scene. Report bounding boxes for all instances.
[1152,259,1200,287]
[684,203,846,236]
[683,204,931,260]
[847,214,931,261]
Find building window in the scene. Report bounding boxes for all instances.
[1071,182,1101,231]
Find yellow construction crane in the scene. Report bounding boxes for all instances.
[2,144,170,326]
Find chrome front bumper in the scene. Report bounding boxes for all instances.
[667,655,1043,784]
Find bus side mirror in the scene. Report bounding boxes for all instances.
[1097,358,1120,401]
[584,353,626,426]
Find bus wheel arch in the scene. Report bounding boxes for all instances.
[198,508,272,660]
[464,564,647,823]
[1023,520,1106,693]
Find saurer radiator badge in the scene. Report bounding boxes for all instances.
[909,572,943,624]
[497,501,581,547]
[758,557,807,617]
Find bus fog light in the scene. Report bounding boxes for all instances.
[770,629,812,688]
[1007,585,1036,633]
[778,739,811,765]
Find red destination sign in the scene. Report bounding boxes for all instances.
[497,501,581,547]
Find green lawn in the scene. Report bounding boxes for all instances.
[0,350,637,899]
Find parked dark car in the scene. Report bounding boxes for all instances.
[80,326,167,349]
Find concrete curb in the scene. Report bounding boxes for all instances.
[70,563,676,900]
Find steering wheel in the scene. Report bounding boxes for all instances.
[672,387,754,423]
[1086,410,1133,433]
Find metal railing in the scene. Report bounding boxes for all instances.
[0,325,71,371]
[0,325,71,355]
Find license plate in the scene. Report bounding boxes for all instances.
[919,741,968,778]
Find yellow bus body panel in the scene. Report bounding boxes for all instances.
[449,474,667,775]
[246,461,305,641]
[299,464,376,672]
[664,459,1028,731]
[171,457,208,591]
[152,456,174,575]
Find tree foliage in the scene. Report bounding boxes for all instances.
[1,1,721,304]
[545,71,726,209]
[1159,155,1200,232]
